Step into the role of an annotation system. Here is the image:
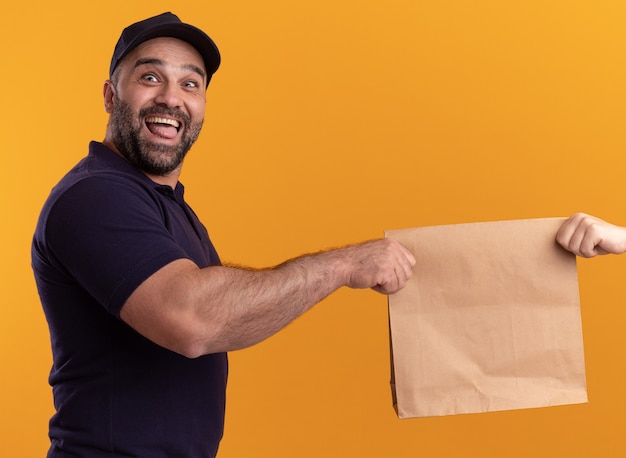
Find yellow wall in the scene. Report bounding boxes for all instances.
[3,0,626,456]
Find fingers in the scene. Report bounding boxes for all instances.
[556,213,598,257]
[556,213,625,258]
[556,214,589,257]
[391,239,417,281]
[370,239,415,295]
[341,238,415,294]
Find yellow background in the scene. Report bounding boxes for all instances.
[2,1,626,456]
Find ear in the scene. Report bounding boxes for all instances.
[103,80,116,113]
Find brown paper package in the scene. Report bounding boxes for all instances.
[385,218,588,418]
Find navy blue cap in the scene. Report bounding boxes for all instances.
[110,12,220,85]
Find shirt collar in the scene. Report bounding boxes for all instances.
[88,141,185,198]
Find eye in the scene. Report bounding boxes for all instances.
[184,80,200,89]
[142,74,159,83]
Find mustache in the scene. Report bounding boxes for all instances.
[139,106,191,126]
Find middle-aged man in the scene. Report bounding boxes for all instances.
[32,12,416,457]
[32,10,626,458]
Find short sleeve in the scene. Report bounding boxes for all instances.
[43,174,190,316]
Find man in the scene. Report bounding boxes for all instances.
[31,12,416,457]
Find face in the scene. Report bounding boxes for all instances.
[104,37,208,177]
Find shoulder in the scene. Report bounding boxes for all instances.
[44,150,163,217]
[35,156,168,247]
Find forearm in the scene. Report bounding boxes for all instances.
[191,252,347,354]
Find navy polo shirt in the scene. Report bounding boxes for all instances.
[32,141,228,457]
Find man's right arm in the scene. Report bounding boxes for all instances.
[120,238,416,358]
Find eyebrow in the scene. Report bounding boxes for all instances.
[133,57,207,82]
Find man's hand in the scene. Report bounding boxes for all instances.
[339,238,416,294]
[556,213,626,258]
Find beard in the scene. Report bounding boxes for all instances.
[109,94,203,176]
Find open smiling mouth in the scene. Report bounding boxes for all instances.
[145,116,181,139]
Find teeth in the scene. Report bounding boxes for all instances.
[146,117,180,128]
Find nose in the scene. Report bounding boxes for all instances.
[153,81,183,108]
